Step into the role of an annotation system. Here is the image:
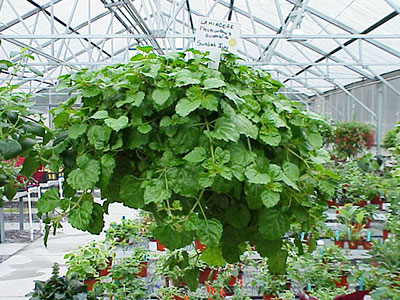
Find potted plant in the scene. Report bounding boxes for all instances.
[94,269,150,300]
[331,121,375,158]
[112,247,149,278]
[288,252,341,293]
[155,249,202,292]
[306,287,348,300]
[205,265,243,298]
[155,286,188,300]
[105,218,142,245]
[334,228,348,248]
[347,225,362,250]
[64,241,114,289]
[26,263,96,300]
[251,259,290,299]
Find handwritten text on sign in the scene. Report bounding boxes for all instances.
[195,18,241,53]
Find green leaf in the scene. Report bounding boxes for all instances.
[68,124,88,139]
[68,195,93,230]
[117,91,145,108]
[82,86,100,97]
[152,88,170,105]
[245,183,263,209]
[143,180,171,205]
[201,94,218,111]
[67,154,101,191]
[35,189,60,213]
[175,69,201,86]
[197,219,223,247]
[23,121,46,137]
[90,111,109,119]
[245,165,270,184]
[20,156,40,177]
[137,124,152,134]
[224,204,250,229]
[137,46,153,53]
[281,174,299,191]
[105,116,129,132]
[203,78,226,89]
[0,140,22,159]
[99,154,115,190]
[308,132,323,149]
[224,90,244,104]
[183,147,207,163]
[4,183,17,201]
[184,268,199,292]
[283,162,300,181]
[87,203,104,235]
[269,164,283,181]
[119,175,144,208]
[258,208,290,240]
[259,126,281,146]
[175,97,201,116]
[200,247,226,267]
[261,189,280,208]
[231,114,258,139]
[87,125,112,150]
[126,129,149,149]
[211,117,240,142]
[167,164,202,197]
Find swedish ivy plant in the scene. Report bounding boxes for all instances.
[38,48,334,274]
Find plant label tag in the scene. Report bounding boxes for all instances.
[195,17,241,69]
[148,240,157,251]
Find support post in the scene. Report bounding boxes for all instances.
[0,205,5,243]
[376,83,384,156]
[19,197,24,231]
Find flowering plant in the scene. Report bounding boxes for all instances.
[332,121,375,158]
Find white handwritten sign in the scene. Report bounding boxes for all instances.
[195,18,241,69]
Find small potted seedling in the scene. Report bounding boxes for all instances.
[361,230,373,250]
[105,218,141,245]
[251,258,290,299]
[347,225,362,249]
[64,241,114,290]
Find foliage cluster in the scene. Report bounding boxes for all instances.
[36,48,335,274]
[382,122,400,151]
[331,121,375,158]
[0,48,49,204]
[64,241,114,280]
[27,263,95,300]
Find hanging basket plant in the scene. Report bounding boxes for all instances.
[37,48,334,277]
[332,121,375,158]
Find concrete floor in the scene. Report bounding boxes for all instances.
[0,203,137,299]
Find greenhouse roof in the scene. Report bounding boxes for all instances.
[1,0,400,103]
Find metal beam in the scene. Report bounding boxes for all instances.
[285,0,400,59]
[26,0,112,58]
[0,0,62,32]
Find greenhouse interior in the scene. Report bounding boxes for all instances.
[1,0,400,299]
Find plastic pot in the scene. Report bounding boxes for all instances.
[348,240,360,249]
[198,268,218,284]
[195,239,206,251]
[362,241,373,250]
[383,229,390,240]
[333,275,349,289]
[136,261,148,277]
[157,240,166,251]
[334,240,345,248]
[263,294,281,300]
[83,277,97,291]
